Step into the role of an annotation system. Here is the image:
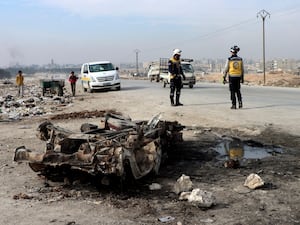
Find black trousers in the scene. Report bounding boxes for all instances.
[229,77,242,105]
[71,83,76,96]
[170,76,182,104]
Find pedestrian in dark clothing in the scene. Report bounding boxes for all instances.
[223,45,244,109]
[68,71,78,96]
[168,48,186,106]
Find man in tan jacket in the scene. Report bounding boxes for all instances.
[16,70,24,97]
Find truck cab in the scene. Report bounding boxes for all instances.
[160,58,196,88]
[180,59,196,88]
[80,61,121,92]
[147,62,164,82]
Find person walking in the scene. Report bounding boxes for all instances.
[68,71,78,96]
[16,70,24,97]
[223,45,244,109]
[168,48,185,106]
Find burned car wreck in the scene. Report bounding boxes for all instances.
[14,113,184,185]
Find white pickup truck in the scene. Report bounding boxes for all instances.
[147,58,196,88]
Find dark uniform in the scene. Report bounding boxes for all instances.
[168,53,185,106]
[223,46,244,109]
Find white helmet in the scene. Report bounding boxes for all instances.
[173,48,182,56]
[230,45,240,53]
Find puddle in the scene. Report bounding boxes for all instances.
[214,139,283,161]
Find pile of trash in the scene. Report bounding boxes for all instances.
[0,77,76,121]
[14,113,184,185]
[0,94,73,121]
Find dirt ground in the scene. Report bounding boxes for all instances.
[0,74,300,225]
[198,72,300,88]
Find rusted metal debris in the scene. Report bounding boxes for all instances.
[14,113,184,185]
[49,109,121,120]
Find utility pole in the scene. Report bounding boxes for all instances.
[134,49,140,76]
[257,9,270,85]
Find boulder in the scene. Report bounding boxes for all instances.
[173,174,193,194]
[244,173,264,189]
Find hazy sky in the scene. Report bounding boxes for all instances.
[0,0,299,67]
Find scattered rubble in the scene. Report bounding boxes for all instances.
[0,94,74,121]
[244,173,265,189]
[174,174,216,208]
[173,174,193,194]
[49,109,120,120]
[2,79,13,85]
[0,77,75,121]
[149,183,162,190]
[14,112,184,186]
[1,75,299,224]
[158,216,175,223]
[13,193,34,200]
[179,188,216,208]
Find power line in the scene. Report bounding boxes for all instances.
[271,5,300,17]
[142,18,258,53]
[142,5,300,54]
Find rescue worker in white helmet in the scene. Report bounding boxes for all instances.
[168,49,186,106]
[223,45,244,109]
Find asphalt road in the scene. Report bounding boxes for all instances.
[120,79,300,135]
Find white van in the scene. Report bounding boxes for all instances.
[80,61,121,92]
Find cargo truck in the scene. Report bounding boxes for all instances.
[147,58,196,88]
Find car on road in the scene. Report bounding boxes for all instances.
[80,61,121,92]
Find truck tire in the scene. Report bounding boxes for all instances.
[189,83,194,88]
[156,75,160,82]
[163,81,167,88]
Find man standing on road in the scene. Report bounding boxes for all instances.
[16,70,24,97]
[68,71,78,96]
[223,45,244,109]
[168,49,186,106]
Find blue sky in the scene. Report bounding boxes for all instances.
[0,0,299,67]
